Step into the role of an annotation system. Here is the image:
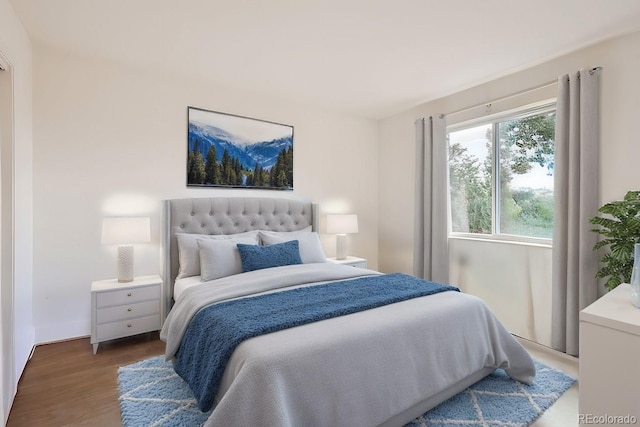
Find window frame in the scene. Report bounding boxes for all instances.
[447,100,556,246]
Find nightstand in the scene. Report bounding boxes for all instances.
[90,274,162,354]
[327,256,367,268]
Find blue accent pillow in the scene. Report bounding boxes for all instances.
[236,240,303,272]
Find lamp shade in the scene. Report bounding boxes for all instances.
[101,217,151,245]
[326,214,359,234]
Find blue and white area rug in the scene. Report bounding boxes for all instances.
[118,357,574,427]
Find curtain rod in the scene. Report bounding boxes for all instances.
[445,80,556,118]
[445,66,602,118]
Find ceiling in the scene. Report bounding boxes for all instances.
[10,0,640,119]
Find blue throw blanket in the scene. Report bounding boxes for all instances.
[174,273,459,412]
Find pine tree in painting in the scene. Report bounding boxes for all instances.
[285,146,293,186]
[220,149,232,186]
[252,163,261,186]
[205,146,220,185]
[232,157,243,185]
[188,138,206,184]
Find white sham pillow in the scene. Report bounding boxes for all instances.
[258,226,312,243]
[259,231,327,264]
[197,237,258,282]
[176,231,259,279]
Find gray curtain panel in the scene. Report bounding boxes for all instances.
[413,115,449,283]
[551,68,601,356]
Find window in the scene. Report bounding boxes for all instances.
[448,104,556,241]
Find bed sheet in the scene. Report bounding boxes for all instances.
[161,263,535,427]
[173,275,202,301]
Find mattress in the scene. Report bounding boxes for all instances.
[161,263,536,427]
[173,275,202,301]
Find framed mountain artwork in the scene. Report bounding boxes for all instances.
[187,106,294,190]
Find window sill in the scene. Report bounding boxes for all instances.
[448,234,552,249]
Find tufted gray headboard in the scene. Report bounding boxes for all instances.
[162,197,318,316]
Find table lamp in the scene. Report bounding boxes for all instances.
[326,214,359,260]
[101,217,151,282]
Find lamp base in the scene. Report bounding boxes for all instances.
[336,234,348,260]
[117,245,134,283]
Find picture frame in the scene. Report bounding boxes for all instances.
[187,106,294,190]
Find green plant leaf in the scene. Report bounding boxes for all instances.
[591,191,640,290]
[589,217,620,229]
[606,275,623,291]
[611,243,634,262]
[623,191,640,202]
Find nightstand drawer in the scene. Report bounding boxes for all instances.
[344,260,367,268]
[97,300,160,324]
[327,257,367,268]
[96,285,160,308]
[96,314,161,341]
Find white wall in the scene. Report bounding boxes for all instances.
[378,30,640,342]
[449,239,552,346]
[0,0,34,421]
[32,45,379,343]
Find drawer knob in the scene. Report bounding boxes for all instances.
[127,308,132,312]
[127,292,132,297]
[127,323,132,328]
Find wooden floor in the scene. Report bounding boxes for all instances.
[7,333,578,426]
[518,338,579,427]
[7,332,165,427]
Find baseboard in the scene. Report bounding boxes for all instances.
[35,335,90,347]
[515,335,579,363]
[35,320,89,345]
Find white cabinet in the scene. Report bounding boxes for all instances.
[579,284,640,425]
[327,256,367,268]
[91,275,162,354]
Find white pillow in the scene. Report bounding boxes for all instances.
[259,231,327,264]
[197,237,257,282]
[176,231,259,278]
[258,226,312,243]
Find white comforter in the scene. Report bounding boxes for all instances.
[161,263,535,427]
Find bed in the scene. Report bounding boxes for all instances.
[160,197,535,427]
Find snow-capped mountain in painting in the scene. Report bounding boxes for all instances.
[188,121,292,170]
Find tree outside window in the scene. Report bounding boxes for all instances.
[448,106,556,240]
